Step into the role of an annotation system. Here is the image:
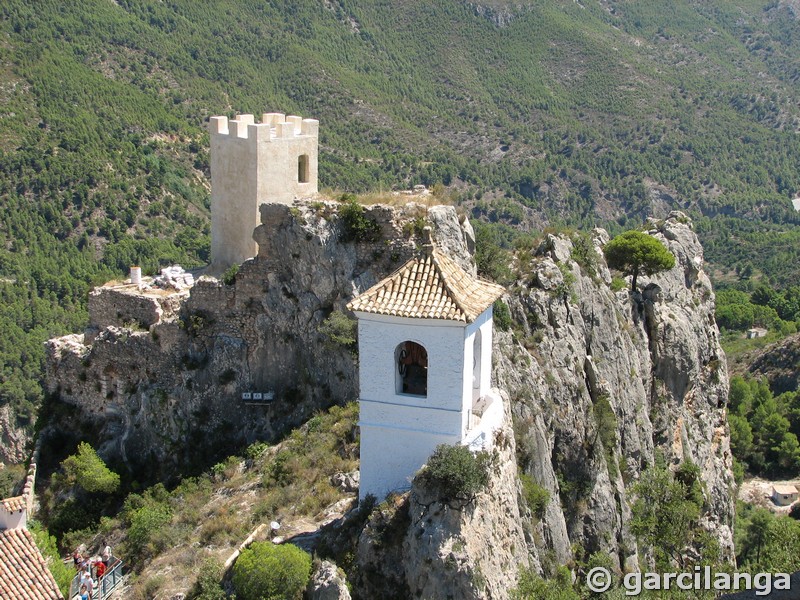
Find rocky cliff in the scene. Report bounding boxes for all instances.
[0,406,28,464]
[45,202,733,595]
[732,331,800,394]
[495,213,734,572]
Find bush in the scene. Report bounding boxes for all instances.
[520,473,549,520]
[126,503,173,557]
[592,394,618,478]
[222,264,239,285]
[493,299,512,331]
[319,310,357,349]
[512,565,580,600]
[232,541,312,600]
[61,442,120,494]
[187,558,227,600]
[339,200,381,243]
[418,444,492,501]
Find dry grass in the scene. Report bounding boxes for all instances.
[113,402,360,599]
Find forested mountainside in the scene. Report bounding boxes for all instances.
[0,0,799,433]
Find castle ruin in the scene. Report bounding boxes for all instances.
[209,112,319,271]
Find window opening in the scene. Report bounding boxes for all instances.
[397,341,427,396]
[298,154,309,183]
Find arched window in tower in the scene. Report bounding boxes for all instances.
[396,341,428,397]
[298,154,310,183]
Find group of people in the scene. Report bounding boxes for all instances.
[71,543,112,600]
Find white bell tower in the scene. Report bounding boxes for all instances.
[348,229,506,500]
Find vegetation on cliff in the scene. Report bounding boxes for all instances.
[603,231,676,291]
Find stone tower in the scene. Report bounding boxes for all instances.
[208,112,319,270]
[347,229,506,500]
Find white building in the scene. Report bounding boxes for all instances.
[348,229,506,500]
[208,112,319,271]
[771,484,798,506]
[0,496,26,531]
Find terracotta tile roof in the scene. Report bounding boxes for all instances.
[2,496,26,512]
[348,245,505,323]
[0,527,64,600]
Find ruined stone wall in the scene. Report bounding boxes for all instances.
[87,284,187,333]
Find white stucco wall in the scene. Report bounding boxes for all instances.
[0,506,26,531]
[356,314,468,413]
[360,423,457,500]
[462,309,494,416]
[209,113,318,270]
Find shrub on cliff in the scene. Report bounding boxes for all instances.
[520,473,549,520]
[232,541,312,600]
[319,310,357,350]
[603,230,675,291]
[417,444,492,502]
[338,199,381,243]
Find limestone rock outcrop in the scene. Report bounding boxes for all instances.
[308,560,351,600]
[496,211,734,570]
[0,405,28,464]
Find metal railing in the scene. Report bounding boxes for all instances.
[96,558,124,599]
[68,557,124,600]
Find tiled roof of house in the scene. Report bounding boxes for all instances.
[2,496,26,512]
[0,527,64,600]
[348,232,505,323]
[773,484,798,495]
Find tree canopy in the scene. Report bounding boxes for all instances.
[232,541,312,600]
[61,442,120,494]
[603,231,676,291]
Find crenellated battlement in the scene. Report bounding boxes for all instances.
[209,111,319,270]
[209,113,319,140]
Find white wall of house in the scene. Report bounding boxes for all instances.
[0,506,26,531]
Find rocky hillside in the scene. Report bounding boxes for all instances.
[731,332,800,394]
[43,201,733,597]
[496,213,735,570]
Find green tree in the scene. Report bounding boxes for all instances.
[61,442,120,494]
[728,414,754,459]
[744,509,773,566]
[630,459,702,569]
[232,541,312,600]
[603,231,676,291]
